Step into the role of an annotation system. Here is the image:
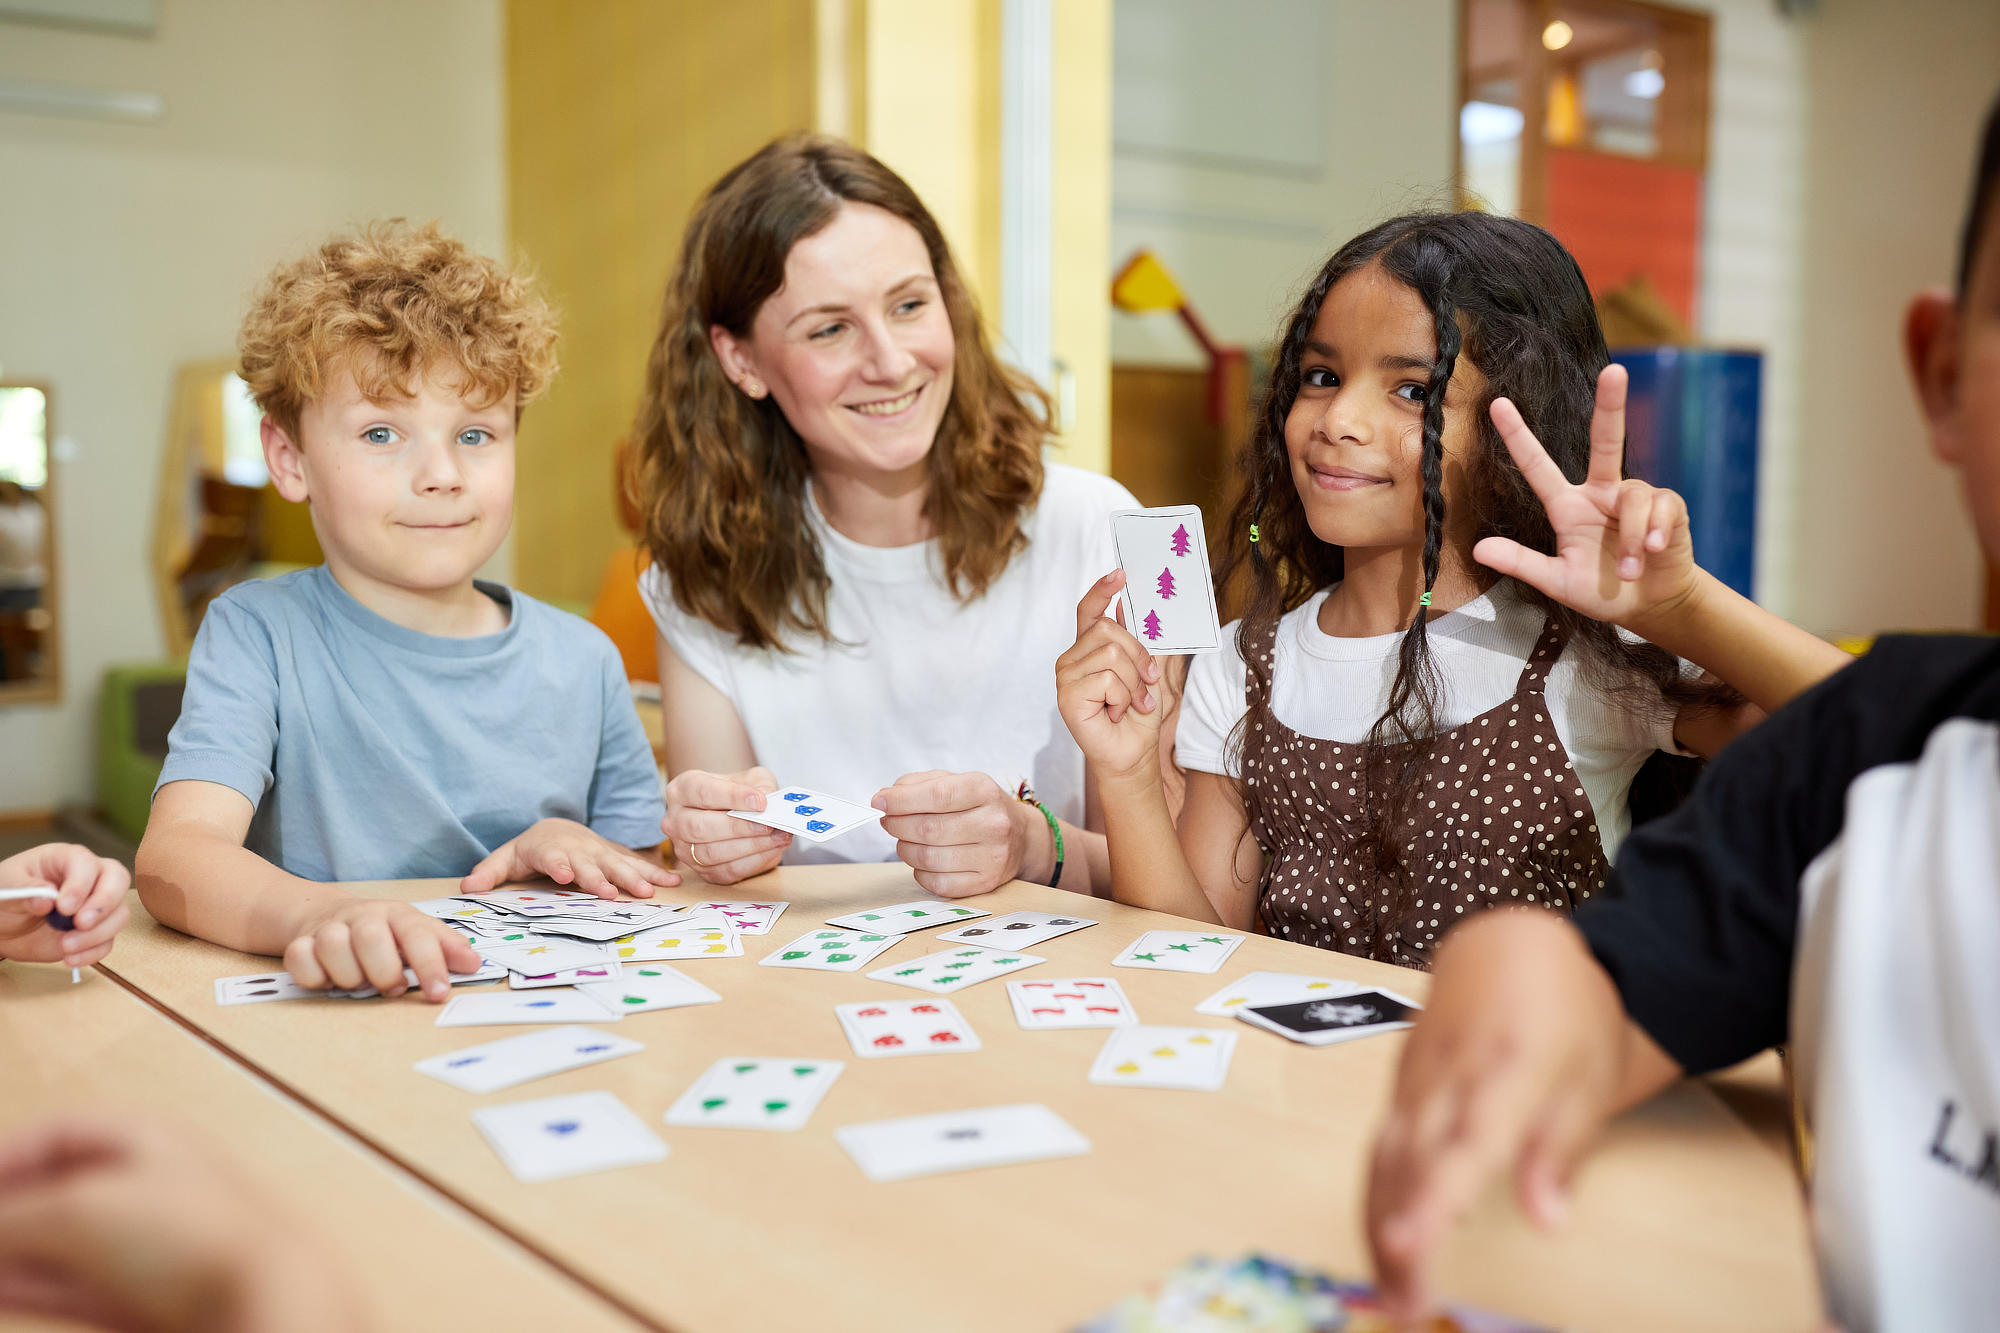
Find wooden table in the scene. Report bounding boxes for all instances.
[97,864,1825,1332]
[0,958,642,1333]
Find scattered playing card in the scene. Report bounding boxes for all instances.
[867,947,1045,993]
[472,1090,667,1183]
[509,963,625,990]
[414,1025,643,1094]
[758,928,901,972]
[835,1103,1091,1183]
[1090,1026,1238,1091]
[214,972,375,1004]
[456,888,601,909]
[835,998,981,1058]
[1192,970,1361,1018]
[728,785,883,843]
[665,1057,844,1132]
[1110,505,1222,653]
[575,964,722,1015]
[1007,977,1137,1029]
[605,912,743,962]
[1236,989,1421,1047]
[938,910,1097,949]
[824,899,990,934]
[435,990,623,1027]
[685,900,789,934]
[1111,930,1245,974]
[471,934,617,975]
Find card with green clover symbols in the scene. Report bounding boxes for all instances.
[664,1057,845,1131]
[823,899,990,934]
[1110,930,1245,974]
[757,928,900,972]
[866,947,1045,993]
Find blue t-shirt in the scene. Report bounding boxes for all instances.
[156,566,666,882]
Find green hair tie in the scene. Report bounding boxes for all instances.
[1418,591,1433,608]
[1249,524,1260,544]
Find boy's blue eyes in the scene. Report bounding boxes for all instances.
[363,427,395,444]
[360,427,495,445]
[458,428,492,446]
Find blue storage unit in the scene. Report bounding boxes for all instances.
[1611,347,1762,601]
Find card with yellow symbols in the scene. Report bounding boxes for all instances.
[606,912,743,962]
[1192,970,1362,1017]
[665,1057,844,1131]
[1088,1025,1237,1091]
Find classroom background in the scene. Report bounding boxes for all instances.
[0,0,1996,847]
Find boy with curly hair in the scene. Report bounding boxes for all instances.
[137,222,674,1002]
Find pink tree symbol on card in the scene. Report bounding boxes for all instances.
[1156,566,1177,599]
[1141,609,1163,641]
[1170,524,1192,557]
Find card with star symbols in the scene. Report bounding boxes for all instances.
[866,947,1045,993]
[1089,1025,1238,1091]
[1110,930,1245,974]
[664,1057,844,1132]
[823,899,990,934]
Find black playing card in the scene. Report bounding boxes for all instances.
[1237,990,1417,1046]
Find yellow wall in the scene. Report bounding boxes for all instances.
[506,0,817,606]
[1050,0,1112,474]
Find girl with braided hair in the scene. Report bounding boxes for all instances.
[1056,211,1847,967]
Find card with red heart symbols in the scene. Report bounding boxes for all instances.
[835,998,981,1058]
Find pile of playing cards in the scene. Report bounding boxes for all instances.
[1077,1252,1558,1332]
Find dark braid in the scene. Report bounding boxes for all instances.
[1219,210,1741,960]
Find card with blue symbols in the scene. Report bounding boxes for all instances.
[472,1090,666,1182]
[727,783,883,843]
[415,1025,643,1093]
[434,989,622,1027]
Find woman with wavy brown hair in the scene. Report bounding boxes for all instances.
[633,135,1136,896]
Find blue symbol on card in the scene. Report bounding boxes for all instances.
[792,804,822,816]
[447,1055,484,1067]
[544,1121,580,1136]
[781,791,809,801]
[526,1000,557,1008]
[576,1043,611,1054]
[806,819,833,834]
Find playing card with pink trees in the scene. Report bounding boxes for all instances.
[1109,505,1222,653]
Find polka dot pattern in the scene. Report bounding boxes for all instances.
[1241,615,1609,970]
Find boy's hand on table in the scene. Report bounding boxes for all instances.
[0,844,130,967]
[284,897,483,1002]
[459,818,679,899]
[0,1116,363,1333]
[1364,910,1632,1324]
[662,767,790,884]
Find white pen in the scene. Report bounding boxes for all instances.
[0,886,78,980]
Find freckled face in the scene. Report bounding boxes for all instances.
[1284,262,1485,554]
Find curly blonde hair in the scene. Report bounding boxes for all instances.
[237,219,558,437]
[633,135,1049,651]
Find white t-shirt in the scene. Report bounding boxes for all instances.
[1176,580,1682,861]
[641,462,1137,864]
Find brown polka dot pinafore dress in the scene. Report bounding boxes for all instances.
[1241,614,1610,969]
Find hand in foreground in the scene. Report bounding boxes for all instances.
[0,1116,367,1333]
[0,844,130,968]
[1365,910,1637,1323]
[460,817,678,899]
[1473,365,1704,634]
[283,897,484,1002]
[873,771,1048,898]
[661,768,790,884]
[1055,570,1164,784]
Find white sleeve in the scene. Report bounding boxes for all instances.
[637,562,736,701]
[1174,624,1251,778]
[1614,626,1701,756]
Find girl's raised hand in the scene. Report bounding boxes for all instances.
[1472,365,1701,633]
[1055,571,1163,784]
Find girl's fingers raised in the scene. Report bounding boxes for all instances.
[1471,536,1561,599]
[1487,397,1572,504]
[1585,364,1629,487]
